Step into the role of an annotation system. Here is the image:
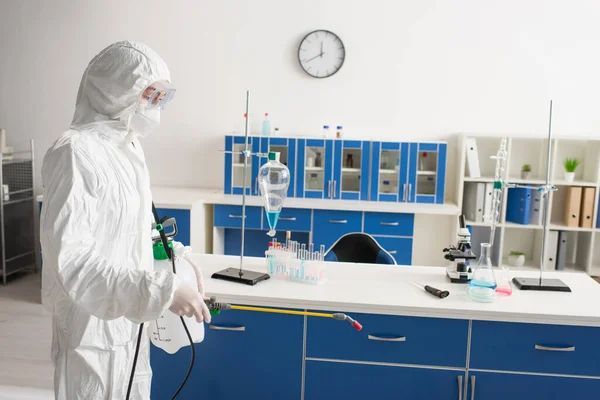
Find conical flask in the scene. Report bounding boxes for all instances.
[468,243,497,302]
[258,152,290,237]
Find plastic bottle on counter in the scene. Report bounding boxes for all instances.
[336,126,343,139]
[322,125,330,138]
[261,113,271,137]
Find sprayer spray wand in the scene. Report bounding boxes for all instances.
[205,298,363,331]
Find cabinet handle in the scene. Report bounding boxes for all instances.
[408,183,412,200]
[209,324,246,332]
[254,177,259,195]
[380,221,399,226]
[367,335,406,342]
[388,250,398,254]
[402,184,407,201]
[535,344,575,352]
[328,219,348,224]
[328,180,332,198]
[470,375,476,400]
[279,217,297,221]
[333,180,337,198]
[457,376,463,400]
[228,214,246,219]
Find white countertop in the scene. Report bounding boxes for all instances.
[192,254,600,327]
[38,186,460,214]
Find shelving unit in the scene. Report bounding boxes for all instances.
[1,140,37,284]
[459,134,600,275]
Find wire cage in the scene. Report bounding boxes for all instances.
[1,139,37,284]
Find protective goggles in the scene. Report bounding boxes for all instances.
[140,83,176,110]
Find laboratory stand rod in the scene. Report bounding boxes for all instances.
[239,89,250,274]
[539,100,553,285]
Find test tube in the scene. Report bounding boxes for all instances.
[308,243,314,258]
[320,245,325,261]
[286,231,291,250]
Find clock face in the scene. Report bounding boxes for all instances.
[298,30,345,78]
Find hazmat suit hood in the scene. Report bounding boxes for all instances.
[70,40,171,131]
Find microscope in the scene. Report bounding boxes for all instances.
[443,215,477,283]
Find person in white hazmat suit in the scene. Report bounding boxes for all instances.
[40,41,211,399]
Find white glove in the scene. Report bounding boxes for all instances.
[170,241,211,323]
[169,282,211,323]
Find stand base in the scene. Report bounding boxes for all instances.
[446,267,472,284]
[512,277,571,292]
[212,268,270,286]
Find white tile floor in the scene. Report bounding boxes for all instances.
[0,273,54,399]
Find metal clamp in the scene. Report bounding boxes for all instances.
[367,335,406,342]
[209,324,246,332]
[228,215,246,219]
[535,344,575,352]
[328,220,348,224]
[380,222,399,226]
[470,375,476,400]
[279,217,297,221]
[457,376,463,400]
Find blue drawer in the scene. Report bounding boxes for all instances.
[373,236,412,265]
[470,321,600,376]
[312,210,362,250]
[214,205,262,229]
[307,312,469,368]
[364,212,414,237]
[262,208,311,232]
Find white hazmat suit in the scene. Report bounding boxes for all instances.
[41,41,182,399]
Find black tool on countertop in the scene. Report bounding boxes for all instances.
[413,282,450,298]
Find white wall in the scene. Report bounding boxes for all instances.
[2,0,600,192]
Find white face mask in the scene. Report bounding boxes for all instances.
[129,104,161,137]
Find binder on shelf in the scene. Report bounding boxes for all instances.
[597,195,600,229]
[483,182,494,223]
[529,189,543,226]
[506,187,532,225]
[555,231,568,271]
[579,187,595,228]
[564,186,583,227]
[463,182,485,223]
[534,230,558,271]
[465,137,481,178]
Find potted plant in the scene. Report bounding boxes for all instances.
[508,251,525,267]
[564,157,580,183]
[521,164,532,179]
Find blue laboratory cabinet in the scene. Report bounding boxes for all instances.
[224,135,446,203]
[214,205,414,264]
[371,141,447,204]
[151,310,600,400]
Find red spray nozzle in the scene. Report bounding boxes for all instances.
[352,320,363,331]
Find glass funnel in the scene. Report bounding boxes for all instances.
[258,152,290,237]
[467,243,497,303]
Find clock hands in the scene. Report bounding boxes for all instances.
[320,41,324,58]
[305,52,325,63]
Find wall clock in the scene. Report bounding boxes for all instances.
[298,30,345,78]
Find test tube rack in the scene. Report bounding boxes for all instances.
[265,240,326,284]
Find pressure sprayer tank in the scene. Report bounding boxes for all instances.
[148,241,205,354]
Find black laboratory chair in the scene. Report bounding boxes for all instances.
[323,233,397,265]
